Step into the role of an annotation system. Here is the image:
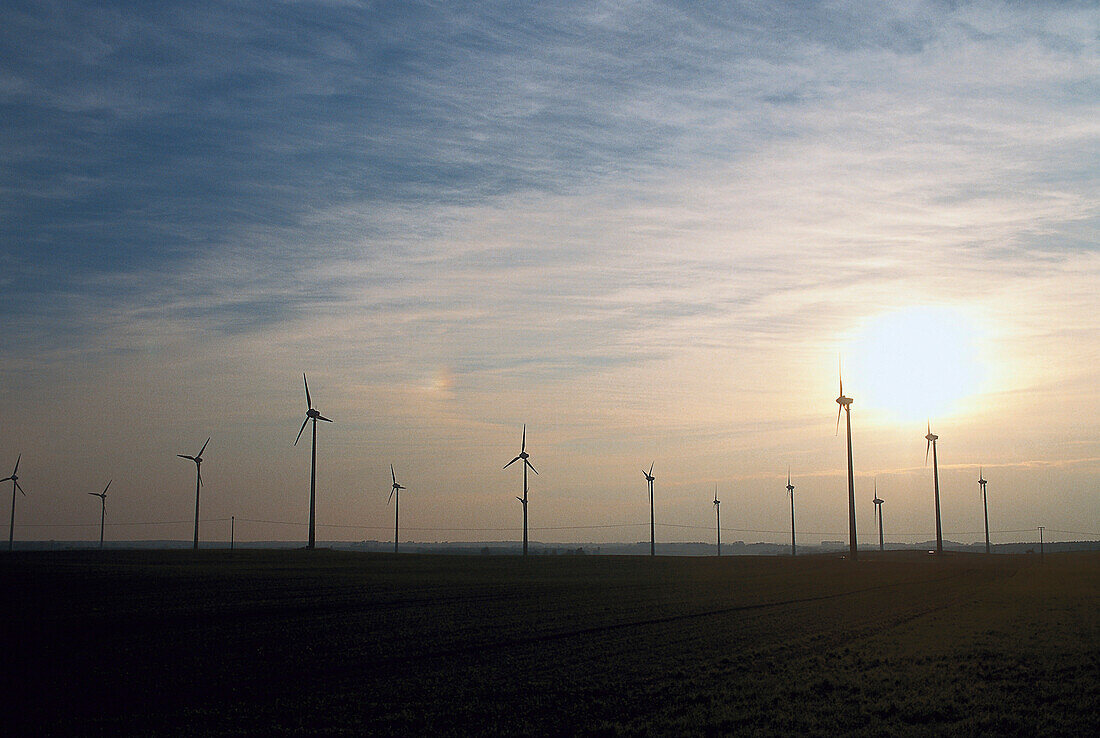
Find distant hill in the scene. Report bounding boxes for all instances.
[13,539,1100,555]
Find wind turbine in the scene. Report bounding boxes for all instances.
[643,462,656,556]
[836,362,857,560]
[872,479,884,552]
[2,455,25,552]
[712,485,721,557]
[503,424,537,556]
[978,467,990,554]
[88,480,111,550]
[786,469,796,556]
[177,437,210,551]
[295,373,332,550]
[925,421,943,555]
[388,465,406,554]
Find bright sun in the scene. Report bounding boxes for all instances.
[846,306,984,423]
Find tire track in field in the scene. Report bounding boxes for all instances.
[385,570,972,664]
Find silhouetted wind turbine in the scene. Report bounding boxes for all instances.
[89,480,111,550]
[503,424,537,556]
[643,462,656,556]
[713,485,721,557]
[786,468,796,556]
[177,437,210,551]
[925,421,943,555]
[295,373,332,550]
[388,464,406,554]
[872,479,884,552]
[2,455,25,552]
[836,362,857,560]
[978,467,990,555]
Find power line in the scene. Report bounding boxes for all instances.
[21,518,231,528]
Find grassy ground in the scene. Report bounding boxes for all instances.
[1,550,1096,736]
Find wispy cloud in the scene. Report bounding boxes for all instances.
[0,1,1097,541]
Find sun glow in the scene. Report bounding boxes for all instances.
[847,306,985,423]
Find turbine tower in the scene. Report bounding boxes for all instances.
[925,421,943,555]
[643,462,656,556]
[503,424,537,556]
[872,479,884,552]
[388,465,406,554]
[88,480,111,550]
[295,373,332,550]
[979,467,990,555]
[786,469,796,557]
[836,363,857,560]
[2,455,26,552]
[713,485,721,557]
[177,437,210,551]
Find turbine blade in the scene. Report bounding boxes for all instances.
[177,455,194,461]
[317,414,333,423]
[103,480,112,495]
[0,477,11,483]
[16,481,25,496]
[926,438,931,464]
[387,488,395,504]
[88,492,99,497]
[13,454,20,475]
[303,373,312,410]
[836,404,842,436]
[516,496,524,503]
[197,468,203,486]
[526,459,538,475]
[197,437,210,457]
[391,465,397,485]
[503,456,521,469]
[649,462,654,476]
[294,417,309,446]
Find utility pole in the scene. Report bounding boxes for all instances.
[1037,526,1045,561]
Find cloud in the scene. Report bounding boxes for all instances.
[0,1,1097,541]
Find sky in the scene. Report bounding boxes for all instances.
[1,0,1097,548]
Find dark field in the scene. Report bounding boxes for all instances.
[2,550,1097,736]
